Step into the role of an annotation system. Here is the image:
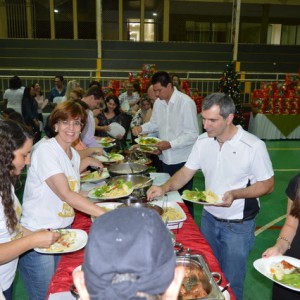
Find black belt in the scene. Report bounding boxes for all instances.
[213,214,256,224]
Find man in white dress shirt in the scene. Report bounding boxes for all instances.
[132,71,199,215]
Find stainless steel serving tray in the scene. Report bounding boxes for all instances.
[176,254,224,300]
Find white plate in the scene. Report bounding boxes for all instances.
[34,229,88,254]
[152,200,187,230]
[219,286,230,300]
[91,202,123,221]
[97,137,116,144]
[182,194,224,206]
[108,122,125,138]
[80,168,110,183]
[94,153,124,163]
[100,142,116,148]
[136,145,158,153]
[135,137,161,147]
[253,255,300,292]
[88,185,133,200]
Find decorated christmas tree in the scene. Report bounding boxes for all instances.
[218,62,245,128]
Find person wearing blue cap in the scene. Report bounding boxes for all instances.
[73,207,185,300]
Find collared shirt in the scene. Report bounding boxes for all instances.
[185,125,274,219]
[81,110,99,148]
[141,88,199,165]
[48,87,66,102]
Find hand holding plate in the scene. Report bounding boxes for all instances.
[156,140,171,151]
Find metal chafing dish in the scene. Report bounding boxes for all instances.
[107,162,149,177]
[117,194,163,215]
[177,254,224,300]
[105,174,153,198]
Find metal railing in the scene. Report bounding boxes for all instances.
[0,69,295,106]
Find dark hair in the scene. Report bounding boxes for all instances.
[171,73,181,86]
[83,85,105,100]
[22,86,32,99]
[88,80,102,89]
[49,100,87,134]
[8,75,22,90]
[74,99,89,110]
[151,71,172,88]
[55,75,64,82]
[202,92,236,118]
[2,108,16,118]
[0,120,33,232]
[290,176,300,219]
[31,82,44,96]
[104,95,121,115]
[8,112,26,124]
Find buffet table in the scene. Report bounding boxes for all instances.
[248,112,300,139]
[47,201,235,299]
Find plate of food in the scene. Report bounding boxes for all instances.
[136,145,158,153]
[181,189,223,205]
[97,137,116,148]
[136,137,161,147]
[253,256,300,291]
[88,179,133,200]
[80,168,110,183]
[94,153,124,163]
[91,202,123,222]
[34,229,88,254]
[152,200,187,230]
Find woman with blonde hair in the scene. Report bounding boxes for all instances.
[62,79,80,102]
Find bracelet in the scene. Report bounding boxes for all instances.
[277,236,291,249]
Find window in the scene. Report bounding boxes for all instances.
[240,23,261,43]
[281,25,297,45]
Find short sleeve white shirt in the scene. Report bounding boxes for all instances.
[185,125,274,219]
[0,186,22,291]
[3,87,25,114]
[21,138,80,231]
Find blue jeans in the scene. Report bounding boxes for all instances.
[18,250,61,300]
[201,209,256,300]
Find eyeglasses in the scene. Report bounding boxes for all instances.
[58,120,83,128]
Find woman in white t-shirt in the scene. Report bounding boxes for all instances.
[0,120,59,300]
[3,76,25,114]
[19,100,106,300]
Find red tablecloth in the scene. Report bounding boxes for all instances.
[48,203,235,299]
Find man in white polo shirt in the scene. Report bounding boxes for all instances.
[147,92,274,300]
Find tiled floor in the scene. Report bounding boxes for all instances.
[13,139,300,299]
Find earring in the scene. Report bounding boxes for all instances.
[55,128,58,132]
